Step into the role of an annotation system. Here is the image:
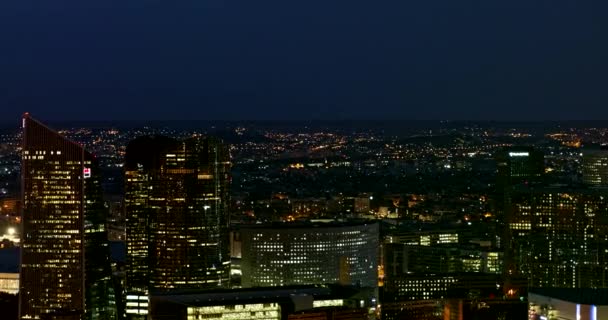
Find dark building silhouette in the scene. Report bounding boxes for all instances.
[287,307,367,320]
[124,135,231,317]
[0,292,18,320]
[495,146,545,188]
[20,114,117,320]
[495,146,544,277]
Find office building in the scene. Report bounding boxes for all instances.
[124,135,231,317]
[240,222,378,289]
[385,229,459,246]
[495,146,544,219]
[381,273,527,320]
[496,146,545,186]
[496,146,545,276]
[582,147,608,187]
[20,114,117,320]
[149,285,370,320]
[508,186,608,288]
[384,243,502,276]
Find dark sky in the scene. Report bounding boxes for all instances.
[1,0,607,122]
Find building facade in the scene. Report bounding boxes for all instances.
[496,147,545,186]
[20,114,117,320]
[384,243,502,276]
[240,222,378,288]
[582,147,608,187]
[508,187,608,288]
[124,135,231,318]
[149,285,367,320]
[381,273,527,320]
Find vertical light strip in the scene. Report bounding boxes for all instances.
[591,305,597,320]
[576,304,581,320]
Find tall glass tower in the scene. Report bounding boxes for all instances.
[19,114,118,320]
[124,136,231,318]
[495,146,544,275]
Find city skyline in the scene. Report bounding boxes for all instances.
[1,0,607,317]
[1,114,608,319]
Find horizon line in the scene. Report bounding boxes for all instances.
[4,118,608,124]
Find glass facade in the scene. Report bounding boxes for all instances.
[240,223,378,288]
[125,136,231,317]
[19,115,117,320]
[83,154,120,320]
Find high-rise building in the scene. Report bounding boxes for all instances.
[19,114,117,320]
[124,135,231,318]
[239,222,378,289]
[496,146,545,187]
[495,146,544,275]
[582,147,608,187]
[83,153,121,320]
[508,186,608,288]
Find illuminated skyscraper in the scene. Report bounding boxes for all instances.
[582,147,608,187]
[124,136,231,318]
[19,114,117,320]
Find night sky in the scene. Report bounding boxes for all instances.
[1,0,607,122]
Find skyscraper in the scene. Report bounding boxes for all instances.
[20,114,117,320]
[582,147,608,187]
[495,146,545,224]
[495,146,544,274]
[83,153,121,320]
[124,135,231,318]
[508,186,608,288]
[495,146,544,188]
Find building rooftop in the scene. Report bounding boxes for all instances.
[236,220,378,230]
[530,288,608,306]
[152,284,365,307]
